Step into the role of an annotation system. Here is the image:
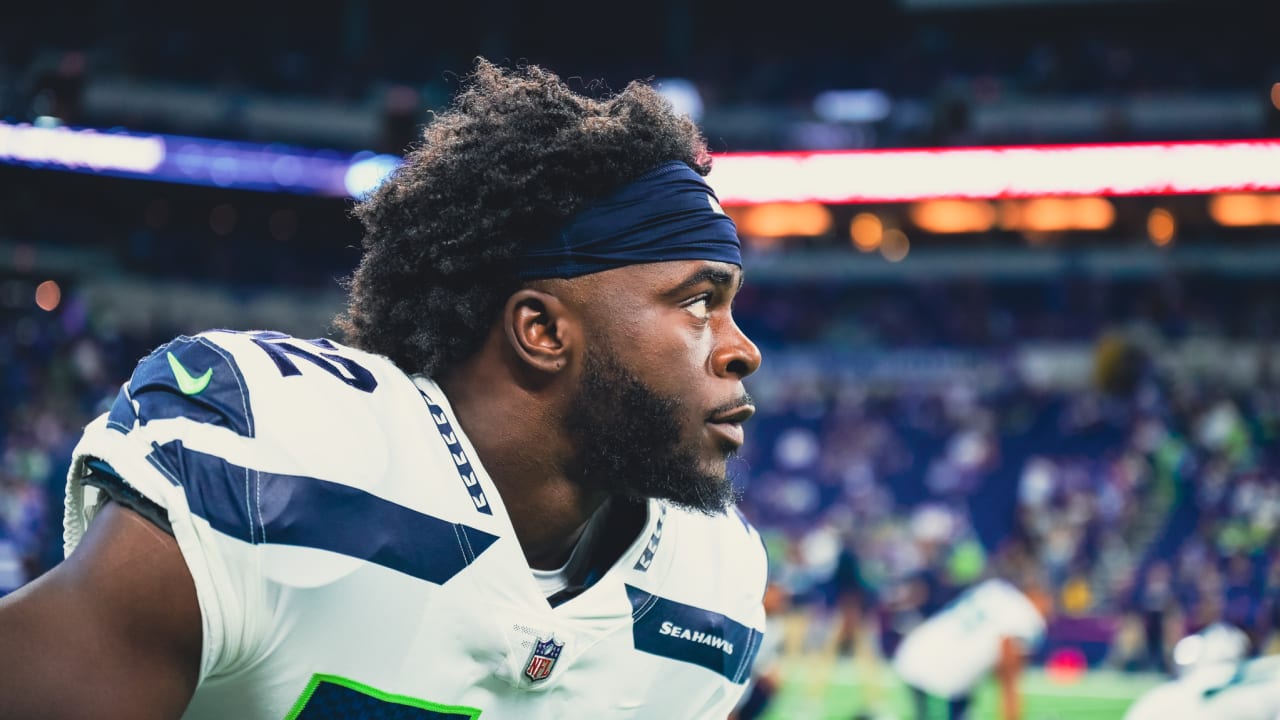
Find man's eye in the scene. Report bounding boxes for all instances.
[686,297,710,320]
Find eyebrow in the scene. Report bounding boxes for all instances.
[668,266,743,295]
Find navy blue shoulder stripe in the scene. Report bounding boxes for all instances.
[625,584,763,684]
[146,440,497,585]
[111,336,255,437]
[418,390,492,515]
[633,504,667,572]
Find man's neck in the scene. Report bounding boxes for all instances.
[438,372,608,571]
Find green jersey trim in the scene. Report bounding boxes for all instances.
[284,673,483,719]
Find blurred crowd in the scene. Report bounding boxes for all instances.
[0,294,160,590]
[735,343,1280,666]
[3,270,1277,675]
[733,272,1280,667]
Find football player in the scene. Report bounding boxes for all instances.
[1125,623,1280,720]
[0,61,768,719]
[891,578,1048,720]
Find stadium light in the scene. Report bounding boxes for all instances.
[1148,208,1176,246]
[735,202,833,238]
[0,121,359,196]
[1208,193,1280,226]
[812,90,892,123]
[909,200,997,233]
[711,140,1280,205]
[850,212,884,251]
[0,123,163,173]
[654,78,705,122]
[6,121,1280,203]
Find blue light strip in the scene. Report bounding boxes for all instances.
[0,121,401,198]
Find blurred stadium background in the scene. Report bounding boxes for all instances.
[2,0,1278,717]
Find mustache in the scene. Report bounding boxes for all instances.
[706,392,755,421]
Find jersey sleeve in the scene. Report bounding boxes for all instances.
[716,508,771,707]
[64,332,271,684]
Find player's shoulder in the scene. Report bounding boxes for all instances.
[622,504,768,688]
[88,329,460,553]
[152,329,397,387]
[114,330,403,427]
[125,329,397,387]
[1124,679,1200,720]
[666,504,767,564]
[969,578,1035,611]
[104,329,427,489]
[1242,653,1280,683]
[661,504,769,608]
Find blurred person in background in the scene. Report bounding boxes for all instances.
[1137,561,1181,674]
[1261,554,1280,655]
[731,582,789,720]
[1124,623,1280,720]
[890,575,1050,720]
[0,61,769,719]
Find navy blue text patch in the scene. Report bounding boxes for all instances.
[626,585,762,683]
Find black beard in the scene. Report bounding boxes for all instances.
[563,348,738,515]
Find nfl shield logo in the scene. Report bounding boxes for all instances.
[523,636,564,683]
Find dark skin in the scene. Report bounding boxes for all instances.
[0,502,201,719]
[0,259,760,717]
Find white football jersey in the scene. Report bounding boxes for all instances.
[1125,656,1280,720]
[64,331,769,719]
[891,578,1046,698]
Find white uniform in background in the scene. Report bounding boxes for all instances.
[64,330,768,720]
[1124,655,1280,720]
[892,578,1046,699]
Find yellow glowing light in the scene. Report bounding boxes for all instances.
[1272,83,1280,112]
[1025,198,1070,231]
[737,202,832,239]
[35,280,61,312]
[880,229,910,262]
[909,200,996,234]
[997,201,1022,229]
[1208,193,1280,226]
[999,197,1115,232]
[850,212,883,252]
[1147,208,1175,247]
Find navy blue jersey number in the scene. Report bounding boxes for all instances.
[251,333,377,393]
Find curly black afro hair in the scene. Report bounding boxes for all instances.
[337,59,713,378]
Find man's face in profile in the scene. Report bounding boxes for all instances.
[562,260,761,514]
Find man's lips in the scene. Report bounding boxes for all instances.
[708,404,755,425]
[706,404,755,448]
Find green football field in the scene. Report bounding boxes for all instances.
[761,656,1166,720]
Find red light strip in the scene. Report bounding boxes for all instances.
[711,140,1280,204]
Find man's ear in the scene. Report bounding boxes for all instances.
[503,288,577,374]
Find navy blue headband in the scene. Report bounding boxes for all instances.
[517,161,742,280]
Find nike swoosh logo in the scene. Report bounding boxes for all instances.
[167,351,213,395]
